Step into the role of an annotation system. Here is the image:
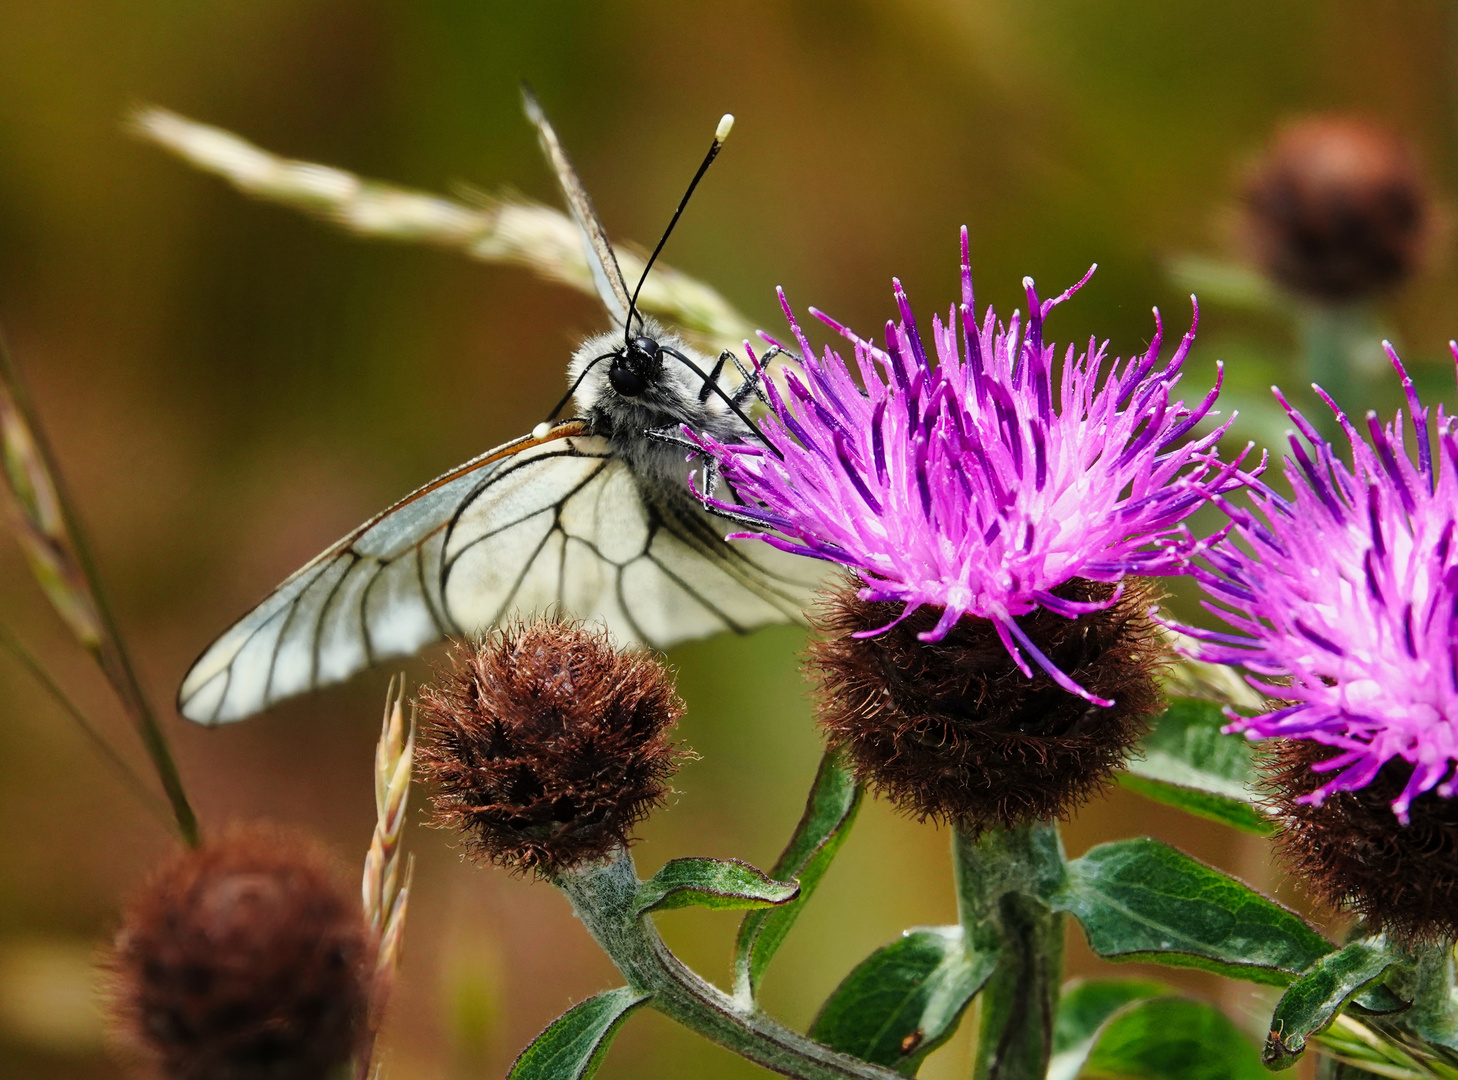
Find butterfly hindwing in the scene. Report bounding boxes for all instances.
[441,433,821,650]
[177,426,582,724]
[180,425,824,725]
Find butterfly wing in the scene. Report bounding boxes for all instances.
[180,426,824,725]
[178,424,585,725]
[521,85,632,325]
[442,438,825,649]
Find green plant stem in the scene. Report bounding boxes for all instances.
[953,823,1066,1080]
[1408,945,1458,1051]
[1297,304,1376,440]
[555,848,902,1080]
[0,621,173,826]
[0,329,198,846]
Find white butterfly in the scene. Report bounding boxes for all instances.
[177,89,825,725]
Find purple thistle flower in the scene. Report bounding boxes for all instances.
[694,229,1241,706]
[1176,346,1458,824]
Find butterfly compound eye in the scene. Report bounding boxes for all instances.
[609,337,662,398]
[609,362,650,397]
[629,336,661,362]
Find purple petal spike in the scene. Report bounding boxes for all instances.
[1174,346,1458,821]
[690,241,1243,700]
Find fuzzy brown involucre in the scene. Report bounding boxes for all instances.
[1243,116,1433,303]
[810,575,1166,831]
[417,618,686,875]
[110,825,374,1080]
[1269,741,1458,944]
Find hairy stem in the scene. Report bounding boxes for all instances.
[1407,944,1458,1051]
[555,849,901,1080]
[953,823,1066,1080]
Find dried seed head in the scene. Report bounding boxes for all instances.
[811,575,1165,831]
[110,825,374,1080]
[417,618,686,876]
[1269,740,1458,944]
[1243,116,1433,303]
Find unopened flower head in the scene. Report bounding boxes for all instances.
[1243,116,1433,304]
[1181,345,1458,826]
[418,617,686,876]
[696,229,1239,705]
[110,825,374,1080]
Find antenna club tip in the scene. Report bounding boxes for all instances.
[716,114,735,141]
[531,422,552,441]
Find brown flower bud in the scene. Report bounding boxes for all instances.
[417,618,686,876]
[1269,741,1458,943]
[810,574,1165,831]
[110,825,374,1080]
[1242,116,1433,303]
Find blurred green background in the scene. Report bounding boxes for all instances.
[1,1,1456,1077]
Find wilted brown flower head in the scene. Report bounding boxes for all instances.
[110,825,374,1080]
[1243,116,1433,303]
[1270,741,1458,943]
[811,575,1165,831]
[417,618,686,875]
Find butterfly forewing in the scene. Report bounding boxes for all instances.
[521,85,632,324]
[180,94,829,727]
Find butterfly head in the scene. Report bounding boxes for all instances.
[608,335,663,398]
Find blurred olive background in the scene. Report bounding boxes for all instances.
[2,1,1457,1077]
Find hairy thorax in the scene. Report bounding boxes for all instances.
[566,324,756,494]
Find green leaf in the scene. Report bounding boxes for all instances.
[508,987,651,1080]
[1080,996,1267,1080]
[1120,697,1274,835]
[809,925,997,1074]
[1053,979,1172,1057]
[1264,940,1407,1070]
[1166,255,1284,315]
[633,857,798,916]
[735,749,862,997]
[1052,838,1333,985]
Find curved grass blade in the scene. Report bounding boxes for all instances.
[0,329,196,843]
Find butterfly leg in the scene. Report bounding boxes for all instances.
[694,477,773,529]
[643,426,701,453]
[731,346,793,407]
[644,426,726,499]
[696,453,722,498]
[697,351,731,404]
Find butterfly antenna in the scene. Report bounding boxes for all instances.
[624,113,734,341]
[533,353,614,439]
